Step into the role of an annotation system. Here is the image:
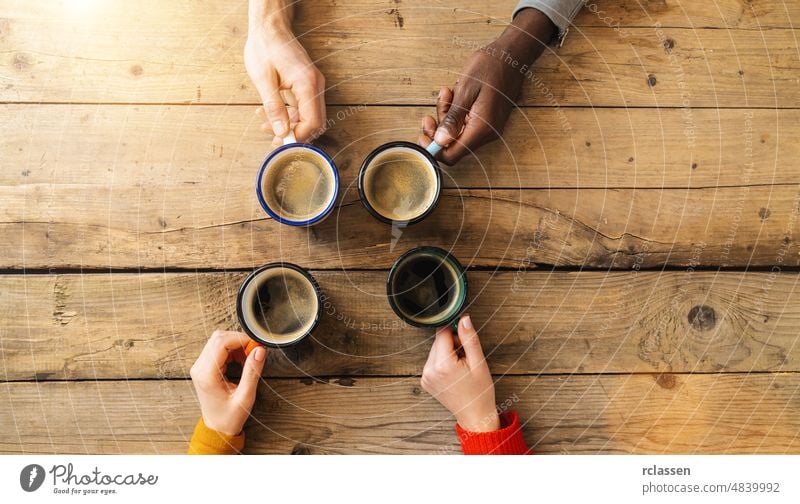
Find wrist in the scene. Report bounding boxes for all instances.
[203,415,242,438]
[249,17,292,39]
[456,409,501,433]
[499,8,556,67]
[248,0,293,35]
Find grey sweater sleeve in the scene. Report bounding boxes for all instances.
[512,0,585,45]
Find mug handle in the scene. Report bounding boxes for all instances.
[450,317,468,359]
[283,130,297,145]
[244,339,263,357]
[449,317,459,335]
[426,140,443,157]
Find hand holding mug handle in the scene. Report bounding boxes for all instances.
[190,331,267,436]
[421,314,501,433]
[449,317,465,358]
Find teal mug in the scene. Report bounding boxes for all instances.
[386,246,468,330]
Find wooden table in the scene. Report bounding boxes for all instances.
[2,0,799,454]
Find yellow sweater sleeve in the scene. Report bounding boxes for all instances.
[187,417,245,455]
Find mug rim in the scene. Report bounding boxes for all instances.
[357,141,442,227]
[236,262,322,348]
[256,143,340,227]
[386,246,468,329]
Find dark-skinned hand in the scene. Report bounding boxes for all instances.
[419,8,557,166]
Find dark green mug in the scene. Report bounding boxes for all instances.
[386,246,468,330]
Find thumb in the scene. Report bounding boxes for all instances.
[433,83,476,147]
[260,68,290,138]
[457,314,485,367]
[234,345,266,406]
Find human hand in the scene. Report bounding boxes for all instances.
[245,17,326,146]
[189,330,267,436]
[418,8,555,165]
[420,314,500,432]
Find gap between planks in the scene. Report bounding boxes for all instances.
[3,102,800,110]
[4,371,799,384]
[3,265,800,275]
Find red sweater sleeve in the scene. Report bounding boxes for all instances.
[456,411,531,455]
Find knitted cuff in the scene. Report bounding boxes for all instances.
[456,411,531,455]
[187,417,245,455]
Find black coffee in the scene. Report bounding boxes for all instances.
[252,277,307,336]
[393,256,459,323]
[242,266,318,344]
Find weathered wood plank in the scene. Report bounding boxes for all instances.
[2,184,799,269]
[183,25,800,108]
[1,271,798,380]
[2,105,795,189]
[298,0,800,30]
[1,2,797,106]
[1,375,798,454]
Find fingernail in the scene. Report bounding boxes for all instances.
[272,120,287,136]
[254,346,266,362]
[461,314,473,330]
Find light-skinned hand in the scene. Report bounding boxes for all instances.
[245,19,326,146]
[420,314,501,432]
[189,330,267,436]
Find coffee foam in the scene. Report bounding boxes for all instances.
[262,147,335,221]
[241,266,319,344]
[363,147,437,221]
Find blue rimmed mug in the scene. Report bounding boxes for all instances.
[256,132,340,227]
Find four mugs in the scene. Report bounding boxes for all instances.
[239,134,468,348]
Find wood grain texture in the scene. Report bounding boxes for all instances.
[1,374,798,454]
[2,184,799,270]
[297,0,800,30]
[2,105,796,189]
[2,271,798,381]
[1,2,797,106]
[1,0,799,458]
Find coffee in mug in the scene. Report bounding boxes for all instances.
[257,139,339,227]
[237,263,322,347]
[387,246,468,328]
[358,141,442,226]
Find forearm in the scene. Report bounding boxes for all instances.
[249,0,294,33]
[497,7,558,70]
